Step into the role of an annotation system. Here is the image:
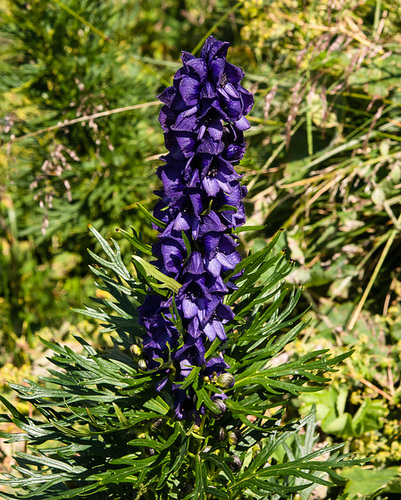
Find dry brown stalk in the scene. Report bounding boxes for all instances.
[1,101,161,147]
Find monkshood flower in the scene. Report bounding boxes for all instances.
[138,36,253,420]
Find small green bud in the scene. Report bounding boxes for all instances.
[137,359,147,371]
[228,430,242,446]
[217,373,235,388]
[252,442,262,457]
[130,344,142,356]
[150,418,163,431]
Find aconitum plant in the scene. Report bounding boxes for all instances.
[139,36,253,421]
[0,37,357,500]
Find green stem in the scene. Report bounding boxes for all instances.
[347,212,401,331]
[191,0,245,55]
[306,70,314,156]
[50,0,171,86]
[374,0,382,31]
[51,0,112,43]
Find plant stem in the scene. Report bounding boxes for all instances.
[347,212,401,331]
[2,101,161,145]
[373,0,382,31]
[191,0,245,55]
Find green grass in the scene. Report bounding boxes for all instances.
[1,0,401,497]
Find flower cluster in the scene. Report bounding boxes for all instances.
[138,36,253,420]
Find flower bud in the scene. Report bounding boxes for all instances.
[145,447,155,456]
[137,359,147,371]
[130,344,141,356]
[211,398,227,419]
[202,446,211,454]
[252,442,262,457]
[218,428,226,441]
[150,418,163,431]
[228,430,242,446]
[217,373,235,388]
[228,455,242,472]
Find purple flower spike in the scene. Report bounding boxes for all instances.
[138,36,253,419]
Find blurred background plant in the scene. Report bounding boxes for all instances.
[1,0,401,497]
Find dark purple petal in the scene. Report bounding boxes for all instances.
[201,36,229,64]
[204,355,230,376]
[224,61,245,85]
[140,35,253,420]
[159,239,186,274]
[189,191,204,217]
[206,258,221,277]
[181,50,196,64]
[199,211,226,236]
[182,298,198,319]
[185,58,208,81]
[204,318,226,342]
[202,176,220,196]
[216,303,235,321]
[157,86,176,106]
[186,251,203,275]
[235,116,251,131]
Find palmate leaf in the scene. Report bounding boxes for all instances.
[116,227,153,256]
[75,225,149,335]
[0,226,360,499]
[224,412,349,498]
[132,255,181,294]
[0,334,187,499]
[222,233,348,406]
[87,225,132,282]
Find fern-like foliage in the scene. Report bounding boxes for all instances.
[0,226,359,499]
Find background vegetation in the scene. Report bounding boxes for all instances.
[1,0,401,498]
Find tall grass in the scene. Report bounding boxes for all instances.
[1,0,401,497]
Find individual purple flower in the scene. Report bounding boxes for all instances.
[138,36,253,419]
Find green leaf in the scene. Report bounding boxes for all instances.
[181,229,192,257]
[193,454,207,499]
[168,432,188,475]
[232,225,266,234]
[195,387,219,413]
[88,225,132,281]
[132,255,181,293]
[0,394,26,422]
[352,398,388,435]
[143,396,171,415]
[342,466,400,497]
[218,204,238,212]
[202,452,234,483]
[136,203,166,229]
[177,366,201,391]
[112,402,129,426]
[116,227,153,255]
